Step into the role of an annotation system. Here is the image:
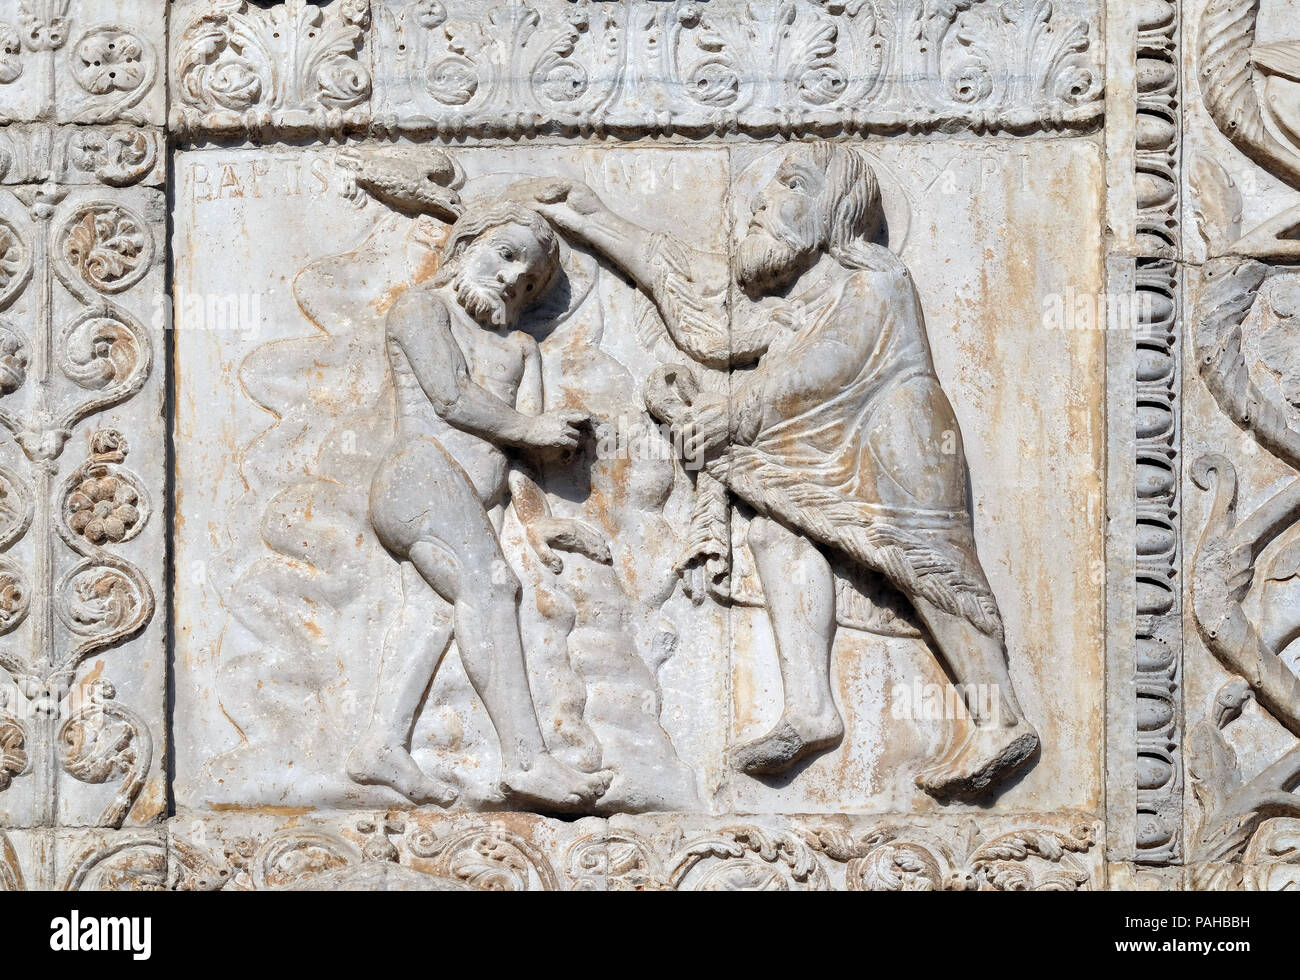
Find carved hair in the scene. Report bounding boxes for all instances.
[804,142,886,269]
[433,202,561,289]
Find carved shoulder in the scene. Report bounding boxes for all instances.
[386,285,452,345]
[843,251,912,300]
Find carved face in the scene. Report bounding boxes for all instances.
[451,222,556,329]
[737,151,828,295]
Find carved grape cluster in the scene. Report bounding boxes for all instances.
[67,473,140,545]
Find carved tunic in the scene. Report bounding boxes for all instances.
[645,235,1004,638]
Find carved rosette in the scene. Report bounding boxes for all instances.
[57,201,154,295]
[0,0,162,125]
[55,430,153,666]
[66,129,161,187]
[67,25,157,124]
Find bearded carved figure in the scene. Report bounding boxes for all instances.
[518,142,1040,800]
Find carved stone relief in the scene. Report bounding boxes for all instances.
[1180,0,1300,889]
[1,0,1294,893]
[168,0,1104,140]
[0,159,165,835]
[170,137,1104,827]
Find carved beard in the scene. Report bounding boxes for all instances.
[452,269,512,329]
[736,213,821,296]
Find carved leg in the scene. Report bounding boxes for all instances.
[435,510,612,812]
[730,515,844,776]
[908,596,1038,799]
[347,556,458,806]
[367,438,609,811]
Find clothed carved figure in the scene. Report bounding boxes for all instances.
[521,143,1039,799]
[347,202,612,811]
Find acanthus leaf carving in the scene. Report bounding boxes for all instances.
[172,0,372,135]
[57,201,154,296]
[178,0,1101,139]
[407,826,561,891]
[556,821,1096,891]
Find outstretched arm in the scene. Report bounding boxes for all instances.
[513,178,774,368]
[389,292,587,451]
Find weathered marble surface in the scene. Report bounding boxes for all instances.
[1,0,1300,891]
[0,0,168,842]
[170,138,1103,822]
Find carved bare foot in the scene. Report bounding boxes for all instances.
[500,754,612,813]
[917,720,1039,800]
[914,727,969,781]
[730,711,844,776]
[346,735,459,807]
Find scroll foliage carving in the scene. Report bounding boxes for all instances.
[172,0,372,134]
[0,181,156,830]
[173,0,1102,139]
[565,821,1095,891]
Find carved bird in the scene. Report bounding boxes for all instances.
[1212,677,1254,730]
[346,148,464,224]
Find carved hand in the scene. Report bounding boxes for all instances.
[508,176,608,235]
[673,525,729,605]
[521,408,592,453]
[671,392,731,463]
[527,516,613,574]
